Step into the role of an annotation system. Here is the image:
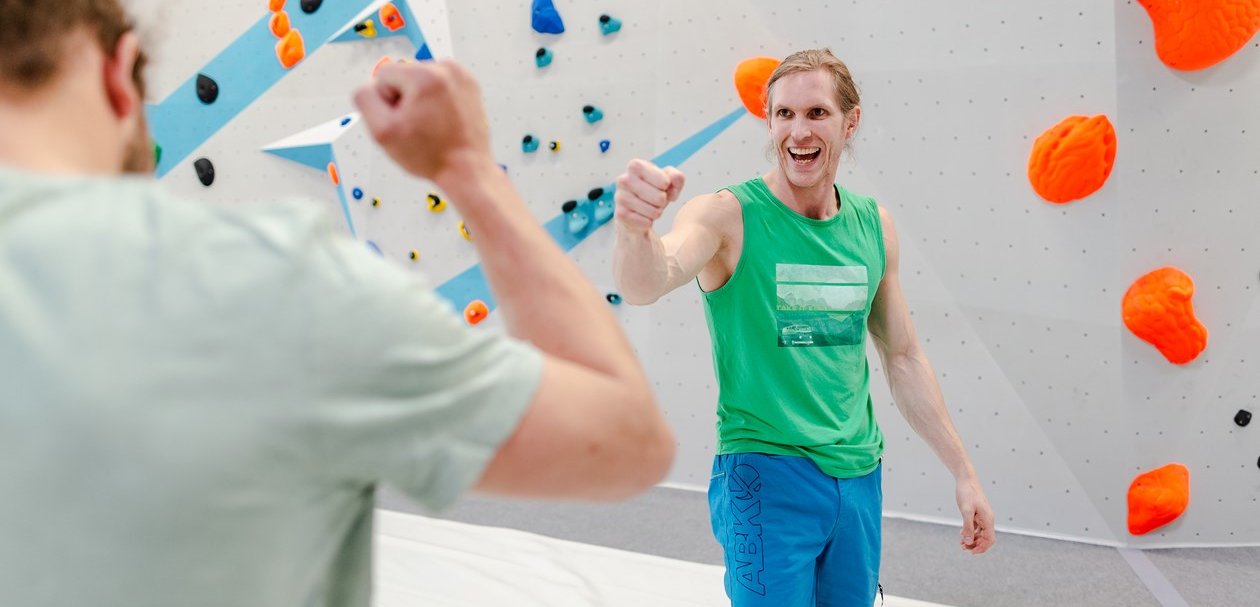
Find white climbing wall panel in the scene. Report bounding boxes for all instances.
[130,0,1260,547]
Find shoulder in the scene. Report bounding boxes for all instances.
[676,189,741,227]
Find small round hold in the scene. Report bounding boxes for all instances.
[371,197,381,207]
[352,187,364,200]
[195,74,219,105]
[535,47,554,68]
[458,220,471,241]
[522,134,540,153]
[340,117,352,126]
[549,141,560,152]
[581,105,604,124]
[562,200,578,213]
[1236,409,1253,427]
[587,187,604,201]
[464,299,489,325]
[599,139,611,153]
[193,158,215,187]
[523,135,534,143]
[599,14,610,24]
[606,293,622,305]
[427,193,446,212]
[409,249,420,262]
[300,0,322,14]
[583,105,595,114]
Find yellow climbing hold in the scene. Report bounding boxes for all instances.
[458,220,471,241]
[427,193,447,212]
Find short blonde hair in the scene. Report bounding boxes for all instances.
[765,48,860,118]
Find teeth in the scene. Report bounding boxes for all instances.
[789,147,820,154]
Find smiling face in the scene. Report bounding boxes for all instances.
[767,69,859,191]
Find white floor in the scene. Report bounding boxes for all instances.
[373,509,950,607]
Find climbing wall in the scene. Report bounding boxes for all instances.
[133,0,1259,547]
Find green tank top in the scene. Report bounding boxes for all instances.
[702,176,886,478]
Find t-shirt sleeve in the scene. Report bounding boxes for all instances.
[296,214,543,513]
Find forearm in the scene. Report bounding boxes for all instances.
[612,226,671,305]
[435,156,643,383]
[885,347,977,483]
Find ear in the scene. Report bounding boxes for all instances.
[102,31,143,121]
[845,106,861,140]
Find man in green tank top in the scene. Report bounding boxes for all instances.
[613,49,996,606]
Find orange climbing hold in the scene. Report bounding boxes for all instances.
[380,2,406,32]
[1122,267,1208,364]
[275,29,305,69]
[269,10,290,38]
[1027,115,1116,204]
[268,0,285,12]
[326,162,340,186]
[734,57,781,119]
[1128,464,1190,535]
[464,300,489,325]
[1138,0,1260,71]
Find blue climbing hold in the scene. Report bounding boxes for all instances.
[535,47,554,68]
[365,240,383,257]
[340,117,352,126]
[562,200,589,234]
[522,134,540,153]
[352,187,364,200]
[606,292,622,305]
[499,163,509,173]
[415,43,433,61]
[598,14,622,36]
[599,139,611,153]
[531,0,565,34]
[582,105,604,124]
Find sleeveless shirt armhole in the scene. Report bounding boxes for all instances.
[869,196,888,283]
[700,187,750,299]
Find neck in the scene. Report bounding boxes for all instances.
[763,168,838,220]
[0,80,120,175]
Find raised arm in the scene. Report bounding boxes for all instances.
[866,206,996,554]
[613,159,734,304]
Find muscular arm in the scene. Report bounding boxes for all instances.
[867,206,995,553]
[613,191,737,304]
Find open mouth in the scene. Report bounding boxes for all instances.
[788,146,821,165]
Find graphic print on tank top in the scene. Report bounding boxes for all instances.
[775,263,868,348]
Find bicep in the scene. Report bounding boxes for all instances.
[657,195,733,290]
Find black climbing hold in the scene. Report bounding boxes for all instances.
[582,105,595,114]
[587,187,604,201]
[562,200,578,213]
[354,22,368,32]
[606,293,621,305]
[193,158,215,187]
[536,48,547,58]
[523,135,534,144]
[599,14,610,24]
[300,0,322,14]
[196,74,219,105]
[1237,409,1252,427]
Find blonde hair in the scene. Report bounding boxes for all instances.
[765,48,860,119]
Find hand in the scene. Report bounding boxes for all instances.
[614,159,686,235]
[354,59,494,183]
[956,478,996,554]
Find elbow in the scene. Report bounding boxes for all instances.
[605,393,676,499]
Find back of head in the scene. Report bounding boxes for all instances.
[0,0,145,97]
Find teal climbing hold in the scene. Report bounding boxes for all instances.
[582,105,604,124]
[589,187,613,224]
[598,14,622,36]
[535,47,554,68]
[562,200,589,234]
[522,134,539,153]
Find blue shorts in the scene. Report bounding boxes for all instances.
[708,453,882,607]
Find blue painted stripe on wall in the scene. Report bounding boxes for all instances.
[433,106,748,309]
[149,0,377,177]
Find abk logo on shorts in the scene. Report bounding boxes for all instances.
[729,463,766,595]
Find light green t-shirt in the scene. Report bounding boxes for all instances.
[0,167,543,606]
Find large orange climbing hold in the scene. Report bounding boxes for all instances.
[464,300,489,325]
[734,57,781,119]
[1122,267,1208,365]
[1127,464,1190,535]
[268,0,285,12]
[379,2,406,32]
[275,29,305,69]
[1027,115,1116,204]
[269,10,290,38]
[1138,0,1260,71]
